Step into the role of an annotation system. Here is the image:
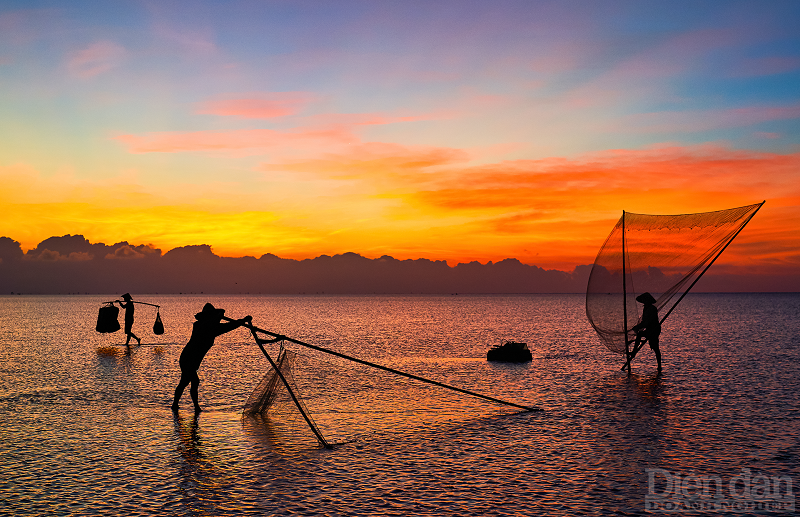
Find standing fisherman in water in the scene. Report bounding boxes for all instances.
[632,292,662,372]
[172,303,252,413]
[117,293,140,346]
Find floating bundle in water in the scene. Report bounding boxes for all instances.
[586,202,764,355]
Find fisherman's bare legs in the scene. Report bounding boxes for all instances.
[172,369,199,411]
[650,336,662,372]
[125,331,141,346]
[190,377,202,413]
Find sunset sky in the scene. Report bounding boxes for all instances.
[1,1,799,275]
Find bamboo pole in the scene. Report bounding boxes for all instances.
[622,211,631,371]
[105,300,160,308]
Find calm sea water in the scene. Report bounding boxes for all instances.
[0,293,797,516]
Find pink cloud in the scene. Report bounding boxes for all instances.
[113,111,435,154]
[67,40,125,78]
[113,127,356,154]
[196,92,316,119]
[261,142,470,180]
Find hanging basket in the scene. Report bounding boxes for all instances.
[153,310,164,335]
[96,304,120,333]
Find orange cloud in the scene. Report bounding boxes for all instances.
[258,144,799,269]
[3,145,798,273]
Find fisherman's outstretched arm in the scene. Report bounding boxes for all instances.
[214,316,253,337]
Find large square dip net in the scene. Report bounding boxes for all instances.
[586,202,763,356]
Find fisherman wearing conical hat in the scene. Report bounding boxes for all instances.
[171,303,252,413]
[632,292,662,372]
[116,293,140,347]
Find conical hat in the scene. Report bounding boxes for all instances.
[195,302,225,320]
[636,292,657,304]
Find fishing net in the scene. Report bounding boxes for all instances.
[243,345,296,415]
[586,202,763,354]
[242,343,329,447]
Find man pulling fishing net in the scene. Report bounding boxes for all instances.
[171,303,252,413]
[631,292,661,372]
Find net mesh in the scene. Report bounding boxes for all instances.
[586,202,763,354]
[241,341,329,446]
[242,345,296,416]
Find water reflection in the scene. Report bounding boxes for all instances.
[577,371,668,498]
[95,345,133,359]
[241,412,324,457]
[171,413,237,515]
[628,371,664,404]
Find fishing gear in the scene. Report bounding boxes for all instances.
[585,201,764,371]
[231,316,539,447]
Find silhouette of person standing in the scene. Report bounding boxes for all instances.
[117,293,140,346]
[172,303,252,413]
[632,292,662,372]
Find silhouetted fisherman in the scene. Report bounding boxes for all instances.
[117,293,140,346]
[172,303,252,413]
[632,292,662,372]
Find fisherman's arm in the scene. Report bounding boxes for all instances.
[214,316,253,337]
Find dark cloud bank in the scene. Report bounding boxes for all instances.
[0,235,791,294]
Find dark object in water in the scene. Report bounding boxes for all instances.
[96,304,120,333]
[487,341,532,363]
[153,311,164,335]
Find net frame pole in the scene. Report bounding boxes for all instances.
[622,211,631,371]
[235,320,539,412]
[225,316,331,448]
[657,201,765,325]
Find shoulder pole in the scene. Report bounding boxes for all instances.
[104,300,160,308]
[233,319,539,412]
